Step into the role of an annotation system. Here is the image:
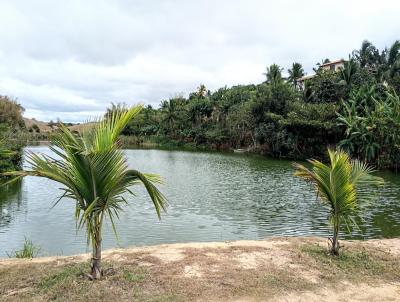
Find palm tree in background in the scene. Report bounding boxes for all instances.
[6,105,167,279]
[264,64,283,86]
[288,62,304,88]
[340,58,359,86]
[353,40,379,68]
[383,40,400,82]
[197,84,208,98]
[161,99,178,135]
[294,149,383,255]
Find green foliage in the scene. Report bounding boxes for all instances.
[264,64,283,86]
[288,62,305,88]
[338,87,400,169]
[294,148,384,255]
[7,237,40,258]
[307,70,346,103]
[6,105,167,278]
[39,263,87,289]
[0,96,26,175]
[101,39,400,169]
[0,96,25,128]
[123,268,147,283]
[340,58,359,86]
[302,244,398,279]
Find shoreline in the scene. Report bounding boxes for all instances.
[1,236,400,265]
[1,236,400,301]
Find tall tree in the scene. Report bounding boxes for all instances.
[5,105,167,279]
[161,99,178,135]
[264,64,283,86]
[196,84,208,98]
[353,40,379,68]
[287,62,304,88]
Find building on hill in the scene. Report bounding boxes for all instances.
[297,59,346,89]
[319,59,345,72]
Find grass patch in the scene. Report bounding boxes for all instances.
[39,263,87,289]
[302,243,400,281]
[123,267,147,283]
[262,269,316,293]
[7,237,40,259]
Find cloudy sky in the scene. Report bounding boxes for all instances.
[0,0,399,122]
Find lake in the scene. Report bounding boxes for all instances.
[1,146,400,258]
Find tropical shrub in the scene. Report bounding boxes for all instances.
[338,87,400,170]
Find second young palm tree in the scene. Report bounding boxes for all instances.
[6,105,167,279]
[294,149,383,255]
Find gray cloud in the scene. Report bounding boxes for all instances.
[0,0,399,122]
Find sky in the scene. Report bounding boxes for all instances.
[0,0,399,122]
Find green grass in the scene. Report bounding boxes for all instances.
[302,244,400,281]
[39,263,87,289]
[7,237,40,259]
[123,267,147,283]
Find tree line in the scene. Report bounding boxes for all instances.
[0,96,26,174]
[116,39,400,171]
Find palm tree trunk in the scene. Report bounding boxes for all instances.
[331,216,340,255]
[91,224,102,279]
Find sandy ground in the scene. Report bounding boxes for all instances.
[1,237,400,301]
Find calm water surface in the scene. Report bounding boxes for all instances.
[1,146,400,257]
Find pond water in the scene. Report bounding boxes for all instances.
[1,146,400,257]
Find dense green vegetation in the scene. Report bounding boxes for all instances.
[7,105,166,279]
[117,40,400,170]
[0,96,26,175]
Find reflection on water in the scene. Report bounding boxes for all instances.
[0,146,400,257]
[0,179,23,229]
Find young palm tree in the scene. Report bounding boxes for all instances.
[293,149,383,255]
[6,105,167,279]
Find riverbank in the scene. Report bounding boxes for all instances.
[1,237,400,301]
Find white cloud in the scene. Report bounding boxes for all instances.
[0,0,399,122]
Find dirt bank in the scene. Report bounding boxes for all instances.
[1,237,400,301]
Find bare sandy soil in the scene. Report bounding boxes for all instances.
[1,237,400,301]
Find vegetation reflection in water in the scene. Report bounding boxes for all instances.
[1,147,400,257]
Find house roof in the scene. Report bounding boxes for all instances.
[298,74,315,81]
[320,59,345,67]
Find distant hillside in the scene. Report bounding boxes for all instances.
[23,118,95,134]
[23,118,54,133]
[68,122,96,134]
